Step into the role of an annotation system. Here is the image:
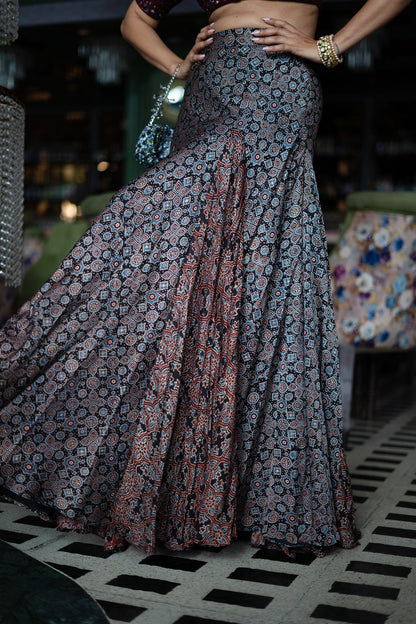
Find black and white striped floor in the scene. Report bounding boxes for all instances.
[1,389,416,624]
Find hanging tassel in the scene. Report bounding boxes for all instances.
[0,86,24,287]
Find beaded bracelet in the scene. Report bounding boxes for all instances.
[317,34,343,69]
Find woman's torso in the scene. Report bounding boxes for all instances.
[136,1,320,37]
[210,1,319,37]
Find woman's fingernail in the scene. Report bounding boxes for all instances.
[263,46,270,51]
[252,29,260,34]
[262,17,271,21]
[207,37,213,42]
[210,21,215,25]
[208,29,215,33]
[252,37,260,42]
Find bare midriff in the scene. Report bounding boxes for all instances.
[210,0,319,38]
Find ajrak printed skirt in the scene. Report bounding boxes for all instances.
[0,29,360,556]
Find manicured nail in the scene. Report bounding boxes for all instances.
[208,29,215,33]
[210,22,215,25]
[262,17,271,21]
[207,37,213,42]
[252,29,260,34]
[252,37,260,42]
[263,46,270,51]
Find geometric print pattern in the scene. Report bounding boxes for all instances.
[1,29,358,557]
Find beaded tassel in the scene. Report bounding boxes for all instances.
[0,0,19,45]
[0,0,24,288]
[0,88,24,287]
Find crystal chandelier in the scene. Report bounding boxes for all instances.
[0,0,19,45]
[347,33,382,72]
[78,37,128,85]
[0,87,24,287]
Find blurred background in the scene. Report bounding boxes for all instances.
[1,0,416,358]
[2,0,414,227]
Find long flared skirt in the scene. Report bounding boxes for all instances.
[0,29,360,556]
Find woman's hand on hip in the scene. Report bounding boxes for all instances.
[252,18,321,63]
[176,23,215,80]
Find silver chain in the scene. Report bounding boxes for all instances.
[148,62,182,126]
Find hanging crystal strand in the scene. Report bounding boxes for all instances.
[0,0,19,45]
[0,0,24,287]
[0,87,24,287]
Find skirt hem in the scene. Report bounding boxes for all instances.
[0,484,360,558]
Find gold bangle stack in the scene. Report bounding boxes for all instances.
[317,34,343,69]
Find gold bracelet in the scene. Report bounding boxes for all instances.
[317,34,343,69]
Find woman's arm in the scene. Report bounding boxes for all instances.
[120,1,214,79]
[251,0,413,64]
[334,0,412,54]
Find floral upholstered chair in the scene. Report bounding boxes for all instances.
[329,191,416,426]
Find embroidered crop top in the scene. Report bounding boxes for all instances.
[135,0,321,21]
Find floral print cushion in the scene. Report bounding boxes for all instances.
[330,211,416,348]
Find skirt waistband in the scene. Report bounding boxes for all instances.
[205,26,313,70]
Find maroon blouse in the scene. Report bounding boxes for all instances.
[135,0,321,21]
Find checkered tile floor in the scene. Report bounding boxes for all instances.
[1,386,416,624]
